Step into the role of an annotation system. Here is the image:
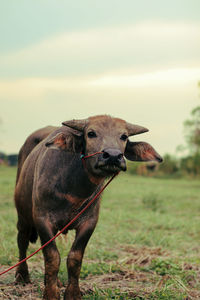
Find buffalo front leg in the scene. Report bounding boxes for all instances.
[36,219,61,300]
[64,220,97,300]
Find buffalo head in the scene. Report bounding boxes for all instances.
[46,115,162,177]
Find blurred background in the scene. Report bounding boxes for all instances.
[0,0,200,177]
[1,3,200,299]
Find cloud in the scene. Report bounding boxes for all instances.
[1,21,200,78]
[90,68,200,87]
[1,67,199,102]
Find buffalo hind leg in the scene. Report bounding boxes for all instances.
[64,220,97,300]
[15,220,31,283]
[36,219,61,300]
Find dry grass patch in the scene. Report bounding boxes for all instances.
[1,245,200,299]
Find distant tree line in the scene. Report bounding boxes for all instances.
[127,153,200,178]
[0,152,18,166]
[1,150,199,177]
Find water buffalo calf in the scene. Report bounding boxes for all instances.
[14,115,162,299]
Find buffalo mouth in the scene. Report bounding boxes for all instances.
[95,161,127,174]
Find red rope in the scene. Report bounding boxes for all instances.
[0,152,118,277]
[82,152,103,159]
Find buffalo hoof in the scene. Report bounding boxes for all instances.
[15,270,31,284]
[43,286,60,300]
[64,285,81,300]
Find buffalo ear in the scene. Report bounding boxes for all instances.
[62,118,89,132]
[45,132,83,153]
[45,133,67,150]
[125,140,163,162]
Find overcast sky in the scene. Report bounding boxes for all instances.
[1,0,200,155]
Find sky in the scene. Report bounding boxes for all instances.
[1,0,200,156]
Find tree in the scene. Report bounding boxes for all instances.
[184,106,200,154]
[183,82,200,154]
[178,82,200,177]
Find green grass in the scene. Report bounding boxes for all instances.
[0,166,200,299]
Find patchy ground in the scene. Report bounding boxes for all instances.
[1,169,200,299]
[1,246,200,299]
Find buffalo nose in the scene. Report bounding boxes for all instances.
[102,148,123,162]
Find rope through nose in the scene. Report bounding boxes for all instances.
[81,152,103,160]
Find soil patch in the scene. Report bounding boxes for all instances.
[1,245,200,299]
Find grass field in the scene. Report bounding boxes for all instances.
[0,166,200,299]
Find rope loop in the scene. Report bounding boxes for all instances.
[81,151,103,160]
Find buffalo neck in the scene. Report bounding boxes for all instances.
[54,152,104,199]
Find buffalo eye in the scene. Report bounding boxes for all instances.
[87,131,97,138]
[120,134,128,141]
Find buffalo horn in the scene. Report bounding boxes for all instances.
[62,119,89,131]
[126,122,149,136]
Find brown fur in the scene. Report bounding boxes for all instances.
[56,192,85,207]
[16,126,57,183]
[43,247,61,300]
